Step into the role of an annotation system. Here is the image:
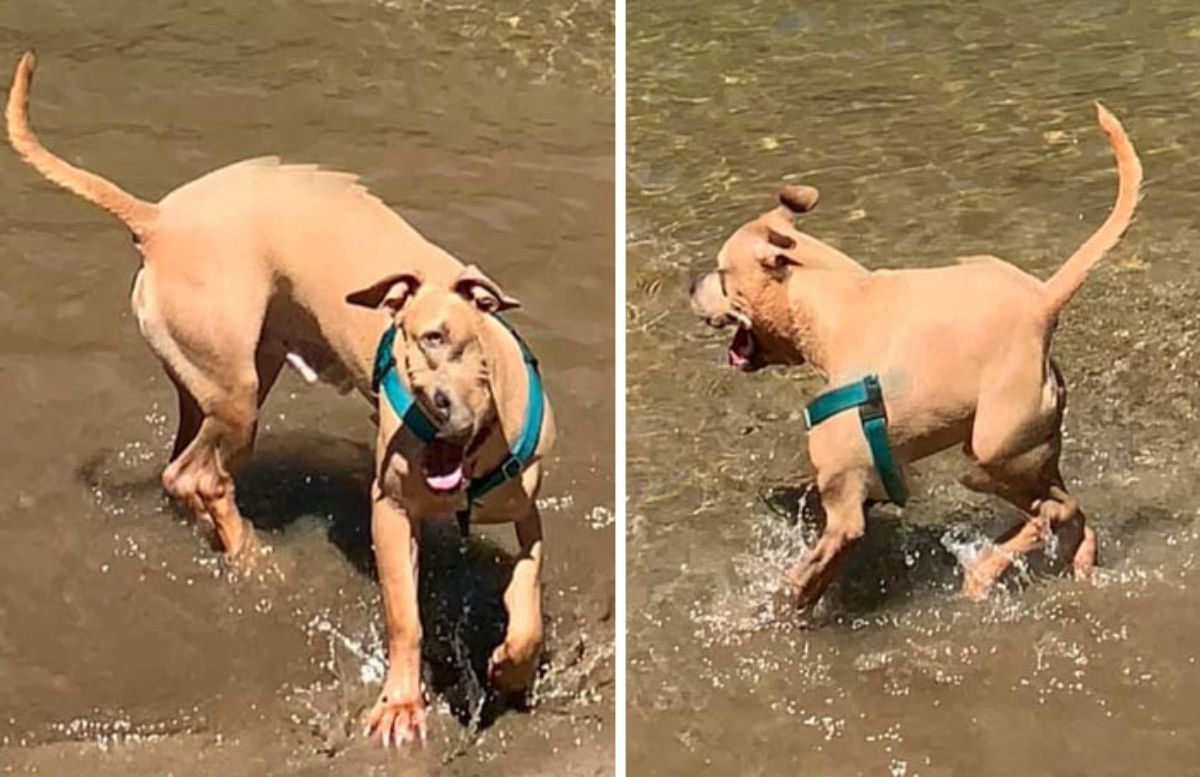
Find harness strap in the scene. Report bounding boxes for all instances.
[463,315,544,503]
[803,374,908,506]
[373,315,545,536]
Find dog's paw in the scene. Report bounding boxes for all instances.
[222,532,288,583]
[489,640,539,693]
[770,577,834,626]
[960,550,1009,601]
[771,582,800,616]
[770,582,816,621]
[364,686,427,749]
[1072,526,1098,581]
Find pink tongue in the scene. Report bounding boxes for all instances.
[728,327,754,369]
[426,466,464,492]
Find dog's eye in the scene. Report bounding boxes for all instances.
[420,331,446,349]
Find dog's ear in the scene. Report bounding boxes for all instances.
[345,272,423,313]
[779,184,820,214]
[757,227,801,271]
[766,227,796,250]
[453,264,521,313]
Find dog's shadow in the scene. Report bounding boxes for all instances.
[761,485,964,616]
[77,432,523,730]
[761,484,1188,619]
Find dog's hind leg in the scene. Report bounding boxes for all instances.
[161,370,262,561]
[969,344,1060,467]
[963,354,1095,596]
[959,432,1094,599]
[166,347,286,564]
[168,375,203,460]
[141,261,280,567]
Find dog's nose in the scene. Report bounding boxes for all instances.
[432,389,452,417]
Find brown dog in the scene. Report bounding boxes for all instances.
[7,52,556,747]
[691,104,1140,610]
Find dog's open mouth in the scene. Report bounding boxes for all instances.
[422,429,490,494]
[728,325,764,372]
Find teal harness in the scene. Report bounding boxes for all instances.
[803,374,908,506]
[372,315,546,534]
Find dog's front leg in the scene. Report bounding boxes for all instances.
[489,504,544,693]
[778,470,867,612]
[365,486,426,749]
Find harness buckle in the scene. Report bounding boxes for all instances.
[858,375,886,423]
[500,456,524,480]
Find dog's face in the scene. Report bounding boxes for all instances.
[347,264,519,495]
[689,185,819,371]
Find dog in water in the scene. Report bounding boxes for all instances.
[691,104,1140,610]
[7,52,556,747]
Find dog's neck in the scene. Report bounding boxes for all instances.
[787,230,869,276]
[760,268,863,378]
[746,220,869,376]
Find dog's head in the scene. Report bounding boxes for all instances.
[689,185,819,371]
[347,264,519,495]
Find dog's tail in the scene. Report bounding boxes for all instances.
[1042,102,1142,316]
[6,52,156,239]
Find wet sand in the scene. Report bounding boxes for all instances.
[0,0,613,774]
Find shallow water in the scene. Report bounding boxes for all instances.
[0,1,613,774]
[628,1,1200,774]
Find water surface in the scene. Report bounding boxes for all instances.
[0,1,613,774]
[628,2,1200,774]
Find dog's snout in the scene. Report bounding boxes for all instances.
[432,389,452,417]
